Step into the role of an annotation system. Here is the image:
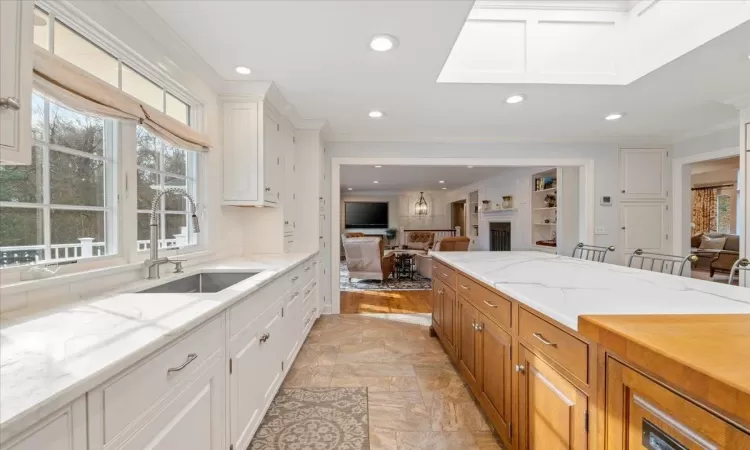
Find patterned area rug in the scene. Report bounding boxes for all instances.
[250,387,369,450]
[340,266,432,291]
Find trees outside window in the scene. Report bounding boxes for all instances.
[0,95,115,266]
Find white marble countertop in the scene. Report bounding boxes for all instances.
[431,251,750,331]
[0,252,317,438]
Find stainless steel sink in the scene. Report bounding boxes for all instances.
[138,272,259,294]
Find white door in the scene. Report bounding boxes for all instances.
[121,358,225,450]
[621,203,668,257]
[0,0,33,165]
[620,149,668,201]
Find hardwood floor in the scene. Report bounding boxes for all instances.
[340,290,433,314]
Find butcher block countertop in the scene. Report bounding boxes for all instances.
[579,314,750,428]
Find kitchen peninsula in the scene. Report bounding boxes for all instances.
[429,251,750,450]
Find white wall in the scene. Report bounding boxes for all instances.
[673,128,739,158]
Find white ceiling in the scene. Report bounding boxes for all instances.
[340,165,506,193]
[144,0,750,142]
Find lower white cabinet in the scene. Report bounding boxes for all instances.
[1,398,86,450]
[118,356,225,450]
[4,257,320,450]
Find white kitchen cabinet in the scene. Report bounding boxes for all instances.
[118,357,225,450]
[222,97,285,207]
[1,398,86,450]
[283,123,296,238]
[0,0,33,165]
[620,202,668,255]
[620,148,669,201]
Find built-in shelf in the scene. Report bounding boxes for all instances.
[532,207,557,211]
[533,187,557,194]
[532,168,558,255]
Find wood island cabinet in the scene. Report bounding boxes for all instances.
[457,298,480,390]
[518,345,588,450]
[477,314,513,444]
[431,259,749,450]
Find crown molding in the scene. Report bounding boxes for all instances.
[671,119,739,144]
[328,132,670,146]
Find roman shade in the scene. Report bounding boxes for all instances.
[32,45,211,152]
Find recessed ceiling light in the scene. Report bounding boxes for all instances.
[442,187,447,190]
[605,113,625,121]
[373,180,379,184]
[234,66,251,75]
[467,166,474,168]
[375,165,382,168]
[506,94,525,104]
[369,110,384,118]
[439,180,445,184]
[348,188,353,191]
[370,34,399,52]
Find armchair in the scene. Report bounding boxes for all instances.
[342,237,395,282]
[415,236,470,279]
[404,232,434,253]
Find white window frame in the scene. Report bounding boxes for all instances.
[0,1,207,276]
[716,192,731,234]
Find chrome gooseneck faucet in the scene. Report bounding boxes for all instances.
[144,189,200,279]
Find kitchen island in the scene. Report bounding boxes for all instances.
[429,251,750,450]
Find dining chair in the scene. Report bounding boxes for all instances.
[571,243,615,262]
[728,258,749,285]
[627,249,698,276]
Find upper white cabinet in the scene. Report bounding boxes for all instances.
[0,0,33,165]
[620,149,669,201]
[222,97,286,207]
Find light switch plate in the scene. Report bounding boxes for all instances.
[595,227,607,235]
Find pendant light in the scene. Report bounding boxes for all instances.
[415,192,428,216]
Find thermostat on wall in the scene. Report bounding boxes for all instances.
[600,196,612,206]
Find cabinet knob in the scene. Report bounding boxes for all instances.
[514,364,525,374]
[260,333,270,344]
[621,190,625,194]
[265,187,271,192]
[0,97,20,111]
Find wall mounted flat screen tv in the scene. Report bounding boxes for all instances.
[345,202,388,229]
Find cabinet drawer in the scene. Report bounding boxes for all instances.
[457,274,512,330]
[606,357,750,449]
[519,308,588,383]
[228,280,284,338]
[432,261,456,287]
[287,259,315,291]
[89,315,223,447]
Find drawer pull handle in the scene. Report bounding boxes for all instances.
[260,333,270,344]
[460,284,470,290]
[304,289,310,295]
[483,300,497,308]
[291,276,299,282]
[433,264,438,269]
[441,272,448,278]
[437,289,444,295]
[168,353,197,374]
[532,332,557,347]
[305,266,311,272]
[312,282,317,287]
[292,292,300,298]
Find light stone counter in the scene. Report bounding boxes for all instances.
[0,252,317,438]
[431,251,750,331]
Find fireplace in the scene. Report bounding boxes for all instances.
[490,222,511,251]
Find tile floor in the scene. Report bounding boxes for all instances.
[281,314,505,449]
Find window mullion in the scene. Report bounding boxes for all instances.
[42,100,51,262]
